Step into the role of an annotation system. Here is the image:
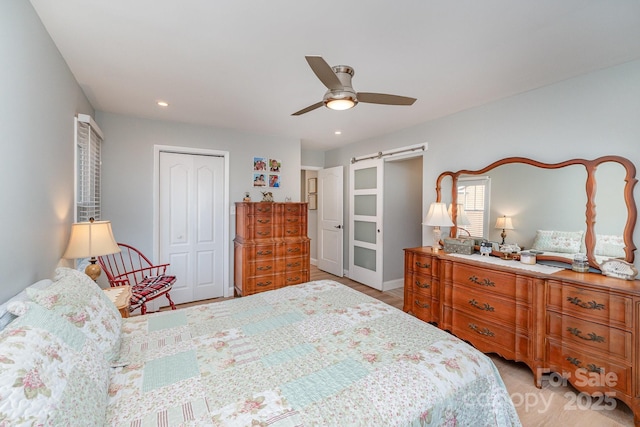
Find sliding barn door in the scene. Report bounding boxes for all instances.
[348,159,383,289]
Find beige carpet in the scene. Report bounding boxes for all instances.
[491,355,633,426]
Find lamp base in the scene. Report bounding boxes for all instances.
[84,259,102,282]
[432,227,442,251]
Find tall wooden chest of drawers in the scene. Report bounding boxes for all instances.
[234,202,310,296]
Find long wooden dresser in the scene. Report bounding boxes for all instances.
[404,246,640,424]
[234,202,310,296]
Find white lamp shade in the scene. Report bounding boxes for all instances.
[63,220,120,259]
[448,203,471,226]
[423,202,454,227]
[495,216,514,230]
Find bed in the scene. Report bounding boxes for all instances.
[0,267,520,426]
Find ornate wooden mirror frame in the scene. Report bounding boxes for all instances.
[435,156,637,269]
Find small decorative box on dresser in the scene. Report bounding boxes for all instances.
[403,246,640,424]
[234,202,310,296]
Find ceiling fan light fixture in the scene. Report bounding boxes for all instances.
[326,98,356,111]
[323,89,358,111]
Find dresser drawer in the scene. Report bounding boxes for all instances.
[253,225,274,238]
[453,286,526,329]
[282,271,308,287]
[283,225,304,237]
[546,339,631,396]
[284,256,305,271]
[410,273,434,298]
[254,204,275,214]
[409,253,434,275]
[452,264,516,299]
[284,242,308,256]
[411,295,435,322]
[283,204,304,215]
[547,281,632,329]
[451,310,518,358]
[243,275,279,295]
[253,258,278,275]
[546,312,631,362]
[251,243,282,258]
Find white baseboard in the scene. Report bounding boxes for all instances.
[382,278,404,291]
[310,258,317,266]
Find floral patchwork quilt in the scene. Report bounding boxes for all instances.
[106,280,520,426]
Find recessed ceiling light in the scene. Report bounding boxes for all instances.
[157,101,169,107]
[335,131,342,135]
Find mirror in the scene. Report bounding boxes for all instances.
[436,156,637,269]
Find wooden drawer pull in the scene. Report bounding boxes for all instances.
[567,327,605,343]
[415,261,430,269]
[566,296,605,310]
[469,299,495,312]
[256,250,272,255]
[257,265,272,271]
[257,219,271,224]
[566,356,604,373]
[257,281,272,287]
[468,323,495,337]
[415,280,430,289]
[415,299,430,309]
[287,262,301,268]
[287,247,301,253]
[287,276,300,282]
[469,276,495,287]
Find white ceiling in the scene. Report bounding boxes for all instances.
[30,0,640,151]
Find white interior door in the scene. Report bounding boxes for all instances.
[349,159,383,289]
[159,152,225,305]
[317,166,343,277]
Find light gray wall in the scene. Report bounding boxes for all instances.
[383,157,423,282]
[326,59,640,273]
[0,1,94,301]
[96,112,302,283]
[301,149,325,168]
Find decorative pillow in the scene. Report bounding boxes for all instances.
[26,267,122,362]
[0,302,109,425]
[595,234,626,258]
[531,230,584,254]
[0,279,52,332]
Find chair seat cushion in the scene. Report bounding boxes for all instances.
[129,275,176,311]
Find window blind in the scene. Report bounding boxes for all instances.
[75,114,104,222]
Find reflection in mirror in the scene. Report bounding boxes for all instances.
[435,156,637,269]
[594,161,628,261]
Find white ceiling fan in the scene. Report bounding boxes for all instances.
[292,55,417,116]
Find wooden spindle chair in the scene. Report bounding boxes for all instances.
[98,243,177,315]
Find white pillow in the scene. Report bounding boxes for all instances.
[25,267,122,362]
[594,234,626,258]
[531,230,584,254]
[0,302,109,425]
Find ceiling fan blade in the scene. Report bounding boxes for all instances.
[357,92,417,106]
[292,101,324,116]
[305,56,343,91]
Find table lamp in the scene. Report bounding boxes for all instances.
[449,203,471,237]
[423,202,454,251]
[62,218,120,281]
[495,215,514,245]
